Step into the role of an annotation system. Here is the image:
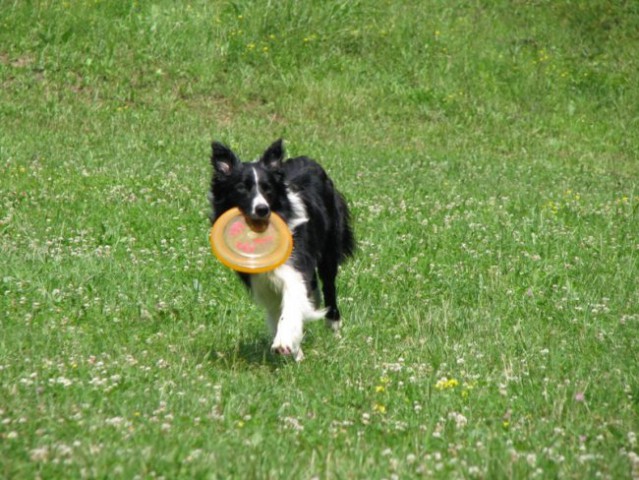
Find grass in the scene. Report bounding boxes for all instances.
[1,0,638,478]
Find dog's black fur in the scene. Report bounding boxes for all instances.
[209,139,354,358]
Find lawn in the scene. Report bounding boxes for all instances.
[1,0,638,478]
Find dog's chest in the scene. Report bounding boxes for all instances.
[249,270,285,312]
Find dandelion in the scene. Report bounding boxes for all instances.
[303,34,318,43]
[538,50,549,62]
[461,381,475,398]
[543,200,559,215]
[435,377,459,390]
[373,403,386,414]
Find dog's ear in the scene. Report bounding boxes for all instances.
[260,139,285,169]
[211,141,239,175]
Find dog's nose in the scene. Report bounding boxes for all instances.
[254,204,270,219]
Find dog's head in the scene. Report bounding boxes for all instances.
[210,139,287,231]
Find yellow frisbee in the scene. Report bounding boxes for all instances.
[209,207,293,273]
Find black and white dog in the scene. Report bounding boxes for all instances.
[209,139,355,360]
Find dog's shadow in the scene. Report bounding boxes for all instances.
[206,337,288,370]
[205,332,320,370]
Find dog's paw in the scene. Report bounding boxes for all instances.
[271,342,305,362]
[325,319,341,335]
[271,325,303,361]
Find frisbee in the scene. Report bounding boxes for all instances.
[209,207,293,273]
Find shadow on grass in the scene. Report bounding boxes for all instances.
[204,330,322,370]
[205,337,285,370]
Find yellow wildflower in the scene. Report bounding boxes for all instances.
[435,377,459,390]
[373,403,386,414]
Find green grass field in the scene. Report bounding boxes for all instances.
[1,1,638,478]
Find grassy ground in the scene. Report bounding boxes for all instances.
[1,0,638,478]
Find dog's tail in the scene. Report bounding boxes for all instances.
[334,190,356,263]
[303,306,329,323]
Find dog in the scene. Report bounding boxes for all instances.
[209,139,355,361]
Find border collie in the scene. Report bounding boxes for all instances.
[209,139,355,361]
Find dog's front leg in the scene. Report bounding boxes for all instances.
[271,310,304,361]
[270,266,308,361]
[271,278,305,360]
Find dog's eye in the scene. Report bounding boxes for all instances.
[235,183,248,193]
[259,182,272,194]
